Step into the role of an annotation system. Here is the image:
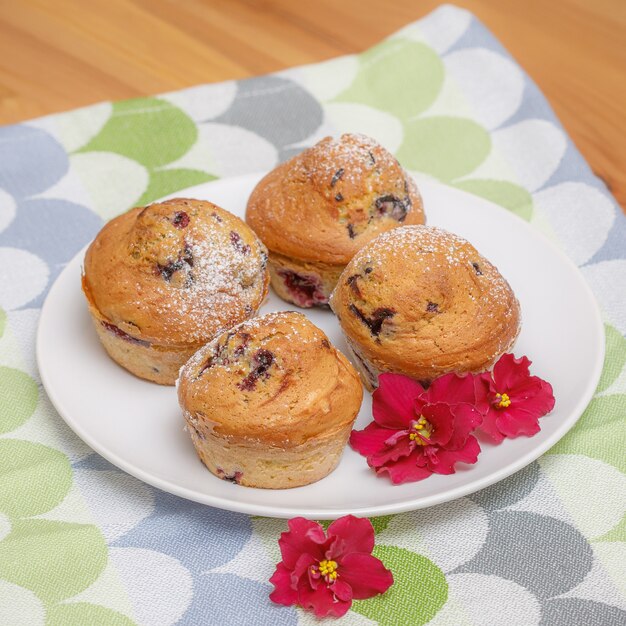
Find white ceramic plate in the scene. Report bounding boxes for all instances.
[37,174,604,519]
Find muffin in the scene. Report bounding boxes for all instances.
[245,133,425,308]
[330,226,521,390]
[82,198,269,385]
[177,311,363,489]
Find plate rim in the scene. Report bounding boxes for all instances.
[36,175,606,519]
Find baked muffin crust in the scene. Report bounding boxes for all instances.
[246,133,425,266]
[178,311,363,488]
[83,198,269,383]
[330,225,521,387]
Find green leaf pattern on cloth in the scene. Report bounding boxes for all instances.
[352,546,448,625]
[0,5,624,624]
[0,519,107,604]
[335,40,445,119]
[0,367,38,434]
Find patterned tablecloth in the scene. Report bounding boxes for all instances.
[0,5,624,625]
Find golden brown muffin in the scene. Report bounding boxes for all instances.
[330,225,521,390]
[82,198,269,385]
[177,311,363,489]
[246,133,425,308]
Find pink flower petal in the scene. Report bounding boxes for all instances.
[424,372,477,405]
[421,403,455,446]
[298,582,351,618]
[493,353,532,390]
[474,373,493,415]
[293,553,318,588]
[478,409,506,443]
[496,408,541,438]
[373,373,425,429]
[269,562,299,606]
[429,435,481,474]
[340,552,394,599]
[376,453,433,484]
[368,435,413,468]
[446,403,483,449]
[331,579,353,602]
[510,377,543,399]
[513,379,555,417]
[327,515,375,559]
[349,422,394,458]
[278,518,327,567]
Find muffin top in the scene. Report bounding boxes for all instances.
[245,133,425,265]
[83,199,269,347]
[178,311,363,447]
[330,226,521,380]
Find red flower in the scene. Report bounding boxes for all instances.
[475,354,555,442]
[269,516,393,617]
[350,373,482,484]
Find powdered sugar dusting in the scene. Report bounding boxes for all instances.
[352,225,514,306]
[306,133,399,187]
[182,311,321,378]
[125,201,268,342]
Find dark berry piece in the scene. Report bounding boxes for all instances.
[216,468,243,484]
[233,333,251,357]
[172,211,190,228]
[211,212,223,222]
[157,259,184,281]
[347,223,356,239]
[182,243,194,267]
[426,301,439,313]
[368,150,376,165]
[472,262,483,276]
[197,356,214,377]
[239,349,275,391]
[375,194,409,222]
[101,321,150,347]
[230,231,251,255]
[321,339,331,349]
[349,305,395,337]
[253,349,274,377]
[197,339,230,377]
[277,269,327,307]
[335,192,344,202]
[346,274,362,298]
[364,266,373,274]
[157,242,194,282]
[330,168,344,187]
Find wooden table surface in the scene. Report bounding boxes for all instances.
[1,0,624,208]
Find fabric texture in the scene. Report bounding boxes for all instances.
[0,5,624,625]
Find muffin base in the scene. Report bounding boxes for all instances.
[345,331,520,391]
[89,315,197,385]
[344,337,381,392]
[268,251,344,308]
[185,413,353,489]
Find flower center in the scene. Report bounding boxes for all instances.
[494,392,511,409]
[409,416,432,444]
[314,559,338,582]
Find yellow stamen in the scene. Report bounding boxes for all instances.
[409,417,432,443]
[317,560,338,582]
[495,392,511,409]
